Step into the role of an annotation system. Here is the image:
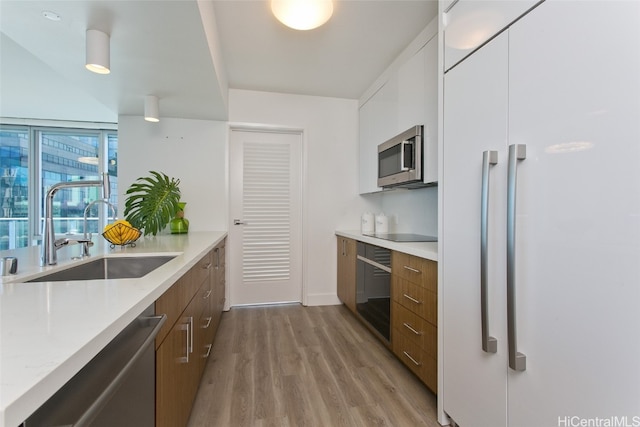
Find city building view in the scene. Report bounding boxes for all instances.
[0,126,117,250]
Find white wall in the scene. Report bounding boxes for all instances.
[363,186,438,236]
[229,89,376,306]
[117,116,227,232]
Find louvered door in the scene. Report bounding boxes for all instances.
[229,129,302,306]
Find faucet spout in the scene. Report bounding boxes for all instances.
[41,173,110,266]
[81,199,117,257]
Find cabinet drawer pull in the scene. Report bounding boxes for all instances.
[203,344,213,358]
[188,316,194,354]
[403,351,422,367]
[203,290,212,299]
[203,262,212,270]
[403,265,421,274]
[178,321,190,363]
[403,322,422,336]
[203,316,212,329]
[403,294,422,304]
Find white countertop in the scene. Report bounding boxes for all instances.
[0,231,226,427]
[335,230,438,261]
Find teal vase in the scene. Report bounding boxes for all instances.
[170,202,189,234]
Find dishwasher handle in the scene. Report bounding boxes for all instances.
[75,314,167,427]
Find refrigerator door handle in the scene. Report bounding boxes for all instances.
[507,144,527,371]
[481,150,498,353]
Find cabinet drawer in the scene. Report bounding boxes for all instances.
[193,250,213,288]
[392,276,437,325]
[392,252,437,293]
[155,269,193,347]
[197,310,215,376]
[392,302,437,359]
[393,331,437,393]
[197,280,213,317]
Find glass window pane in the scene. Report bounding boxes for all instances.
[0,128,29,249]
[107,133,118,218]
[40,131,100,236]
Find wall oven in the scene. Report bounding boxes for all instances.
[356,242,391,341]
[378,125,427,189]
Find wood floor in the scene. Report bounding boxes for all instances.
[187,303,440,427]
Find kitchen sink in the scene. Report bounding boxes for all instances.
[27,256,176,282]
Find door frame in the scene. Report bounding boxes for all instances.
[227,123,308,306]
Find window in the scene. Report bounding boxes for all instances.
[0,128,29,249]
[0,124,117,250]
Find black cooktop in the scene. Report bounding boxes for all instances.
[365,233,437,242]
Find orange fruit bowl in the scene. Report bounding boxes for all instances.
[102,223,141,247]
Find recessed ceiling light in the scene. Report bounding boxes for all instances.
[42,11,61,21]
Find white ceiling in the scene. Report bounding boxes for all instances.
[0,0,437,124]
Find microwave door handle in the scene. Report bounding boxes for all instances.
[400,140,412,171]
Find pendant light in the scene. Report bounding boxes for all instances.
[271,0,333,30]
[85,29,110,74]
[144,95,160,122]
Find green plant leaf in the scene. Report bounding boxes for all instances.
[123,171,181,236]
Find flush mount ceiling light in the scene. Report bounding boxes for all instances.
[271,0,333,30]
[85,29,110,74]
[144,95,160,122]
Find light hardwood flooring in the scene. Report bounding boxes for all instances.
[187,304,440,427]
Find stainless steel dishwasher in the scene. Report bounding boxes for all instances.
[22,305,166,427]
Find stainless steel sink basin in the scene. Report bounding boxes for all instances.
[27,256,176,282]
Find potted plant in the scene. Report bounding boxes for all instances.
[124,171,182,236]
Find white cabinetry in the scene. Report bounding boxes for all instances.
[442,2,640,426]
[359,36,438,193]
[443,0,539,71]
[359,79,397,194]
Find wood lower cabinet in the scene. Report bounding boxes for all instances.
[336,237,356,312]
[155,238,226,427]
[196,239,226,376]
[390,251,437,393]
[335,237,438,393]
[213,241,226,333]
[156,293,200,427]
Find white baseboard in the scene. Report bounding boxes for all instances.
[305,293,342,307]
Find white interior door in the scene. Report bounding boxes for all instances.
[229,129,303,306]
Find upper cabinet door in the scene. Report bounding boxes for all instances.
[358,37,439,193]
[443,0,541,72]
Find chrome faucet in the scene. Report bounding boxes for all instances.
[41,173,110,266]
[81,198,117,257]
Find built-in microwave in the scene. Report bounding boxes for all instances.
[377,125,427,189]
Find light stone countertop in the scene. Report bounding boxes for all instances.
[335,230,438,261]
[0,231,226,427]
